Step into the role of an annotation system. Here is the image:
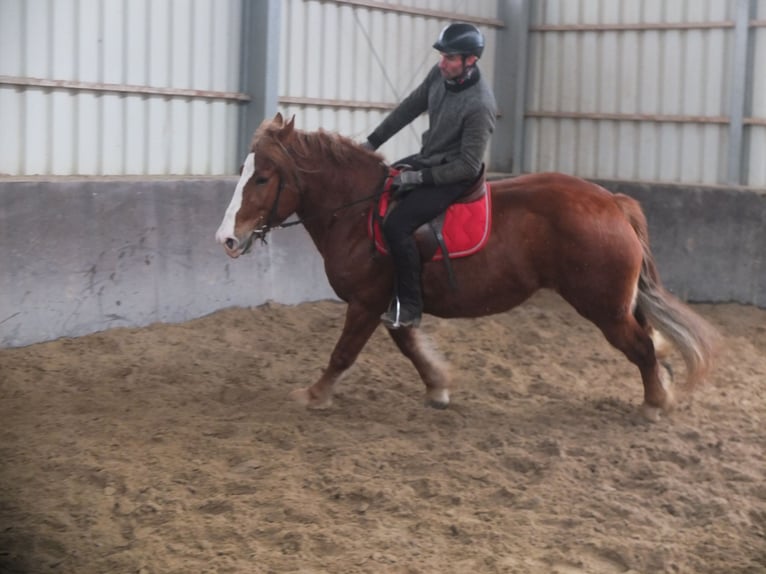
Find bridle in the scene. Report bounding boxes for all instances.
[251,175,290,244]
[247,163,391,248]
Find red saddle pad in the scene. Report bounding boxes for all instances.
[368,183,492,261]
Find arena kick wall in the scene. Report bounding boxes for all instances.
[0,179,764,348]
[0,178,336,349]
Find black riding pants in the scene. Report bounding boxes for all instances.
[382,157,472,308]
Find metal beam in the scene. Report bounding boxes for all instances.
[491,0,530,175]
[238,0,282,165]
[526,111,766,126]
[0,75,250,102]
[727,0,754,185]
[526,111,730,124]
[329,0,504,28]
[278,96,394,111]
[530,22,735,32]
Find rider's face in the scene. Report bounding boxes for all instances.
[438,53,477,79]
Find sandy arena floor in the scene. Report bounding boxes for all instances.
[1,291,764,573]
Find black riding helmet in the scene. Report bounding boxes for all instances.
[432,22,485,58]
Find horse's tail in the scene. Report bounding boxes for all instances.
[614,194,721,391]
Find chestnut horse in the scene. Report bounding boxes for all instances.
[215,114,719,420]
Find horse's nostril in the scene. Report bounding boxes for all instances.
[225,238,236,250]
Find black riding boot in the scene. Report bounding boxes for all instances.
[381,238,423,329]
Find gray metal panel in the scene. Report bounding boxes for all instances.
[0,0,243,176]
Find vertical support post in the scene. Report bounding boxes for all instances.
[490,0,530,175]
[237,0,282,165]
[726,0,753,185]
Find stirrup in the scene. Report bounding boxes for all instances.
[381,297,421,329]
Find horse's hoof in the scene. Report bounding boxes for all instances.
[639,403,662,422]
[425,388,450,409]
[289,387,332,409]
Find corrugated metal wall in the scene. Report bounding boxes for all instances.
[277,0,501,164]
[0,0,501,176]
[0,0,243,176]
[524,0,766,186]
[3,0,765,187]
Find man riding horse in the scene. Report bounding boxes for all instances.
[362,22,497,329]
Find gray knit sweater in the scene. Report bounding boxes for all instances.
[367,64,497,186]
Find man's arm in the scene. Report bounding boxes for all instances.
[365,66,438,149]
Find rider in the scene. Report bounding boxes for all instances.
[361,22,497,329]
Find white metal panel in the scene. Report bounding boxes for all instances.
[0,0,22,174]
[4,0,761,185]
[0,0,243,176]
[525,0,735,184]
[124,0,149,174]
[102,0,126,175]
[23,0,50,175]
[50,0,78,175]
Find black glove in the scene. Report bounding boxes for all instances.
[392,170,423,197]
[360,140,376,151]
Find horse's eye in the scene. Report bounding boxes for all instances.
[254,176,269,185]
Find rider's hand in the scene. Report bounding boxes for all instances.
[359,140,376,151]
[392,170,423,196]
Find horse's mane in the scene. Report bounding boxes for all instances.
[252,123,382,172]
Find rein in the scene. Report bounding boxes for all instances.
[251,163,391,245]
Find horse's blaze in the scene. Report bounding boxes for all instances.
[215,152,256,253]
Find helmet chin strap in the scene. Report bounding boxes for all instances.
[445,62,477,87]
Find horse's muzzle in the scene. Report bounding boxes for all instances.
[222,237,241,258]
[217,234,253,258]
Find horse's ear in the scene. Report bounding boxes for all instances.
[279,115,296,140]
[273,112,284,126]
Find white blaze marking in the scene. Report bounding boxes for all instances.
[215,152,255,244]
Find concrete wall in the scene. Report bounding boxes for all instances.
[1,178,763,348]
[0,179,336,348]
[595,180,766,308]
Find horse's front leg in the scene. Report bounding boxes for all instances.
[290,302,380,409]
[387,328,451,409]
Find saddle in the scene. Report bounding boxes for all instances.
[368,165,492,288]
[368,165,492,262]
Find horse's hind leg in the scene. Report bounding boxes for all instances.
[634,304,673,381]
[387,328,451,408]
[596,312,674,421]
[290,302,380,409]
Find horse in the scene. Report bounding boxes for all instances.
[215,113,720,421]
